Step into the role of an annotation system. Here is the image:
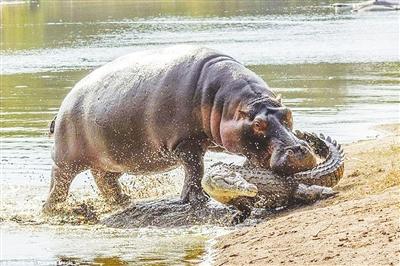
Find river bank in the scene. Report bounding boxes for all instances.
[214,124,400,265]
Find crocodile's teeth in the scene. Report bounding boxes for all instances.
[327,136,332,143]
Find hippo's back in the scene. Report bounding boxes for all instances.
[60,46,224,114]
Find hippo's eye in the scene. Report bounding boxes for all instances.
[252,117,267,135]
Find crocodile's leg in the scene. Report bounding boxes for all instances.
[292,184,338,203]
[229,197,254,224]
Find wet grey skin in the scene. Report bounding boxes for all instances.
[202,131,345,221]
[43,46,318,214]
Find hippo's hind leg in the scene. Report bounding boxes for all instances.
[91,169,130,206]
[175,140,209,205]
[43,163,82,214]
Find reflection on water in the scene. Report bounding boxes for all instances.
[1,71,86,137]
[1,222,219,265]
[1,0,399,265]
[59,257,128,266]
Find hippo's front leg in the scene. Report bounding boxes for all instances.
[174,140,209,205]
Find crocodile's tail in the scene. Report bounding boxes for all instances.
[293,131,345,187]
[49,115,57,136]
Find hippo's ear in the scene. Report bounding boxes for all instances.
[252,115,267,135]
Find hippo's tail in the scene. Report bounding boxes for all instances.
[49,115,57,136]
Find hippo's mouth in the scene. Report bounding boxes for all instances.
[268,139,317,176]
[246,130,344,180]
[248,131,319,176]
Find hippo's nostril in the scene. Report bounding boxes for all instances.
[300,145,308,153]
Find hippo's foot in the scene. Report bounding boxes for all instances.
[190,191,210,206]
[42,202,59,215]
[42,202,99,224]
[108,193,132,208]
[180,190,210,208]
[42,197,68,215]
[41,202,75,216]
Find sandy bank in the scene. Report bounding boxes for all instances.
[214,124,400,265]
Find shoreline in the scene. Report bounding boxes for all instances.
[213,123,400,265]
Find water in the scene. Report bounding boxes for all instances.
[1,0,399,264]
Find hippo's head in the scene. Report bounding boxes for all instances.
[220,96,317,175]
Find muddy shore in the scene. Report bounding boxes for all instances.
[214,124,400,265]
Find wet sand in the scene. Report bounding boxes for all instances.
[214,124,400,265]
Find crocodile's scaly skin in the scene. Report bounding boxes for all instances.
[203,131,345,209]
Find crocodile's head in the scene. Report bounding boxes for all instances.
[201,168,258,205]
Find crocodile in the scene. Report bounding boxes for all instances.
[202,131,345,217]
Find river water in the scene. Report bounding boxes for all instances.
[1,0,399,265]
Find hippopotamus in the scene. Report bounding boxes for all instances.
[43,46,316,213]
